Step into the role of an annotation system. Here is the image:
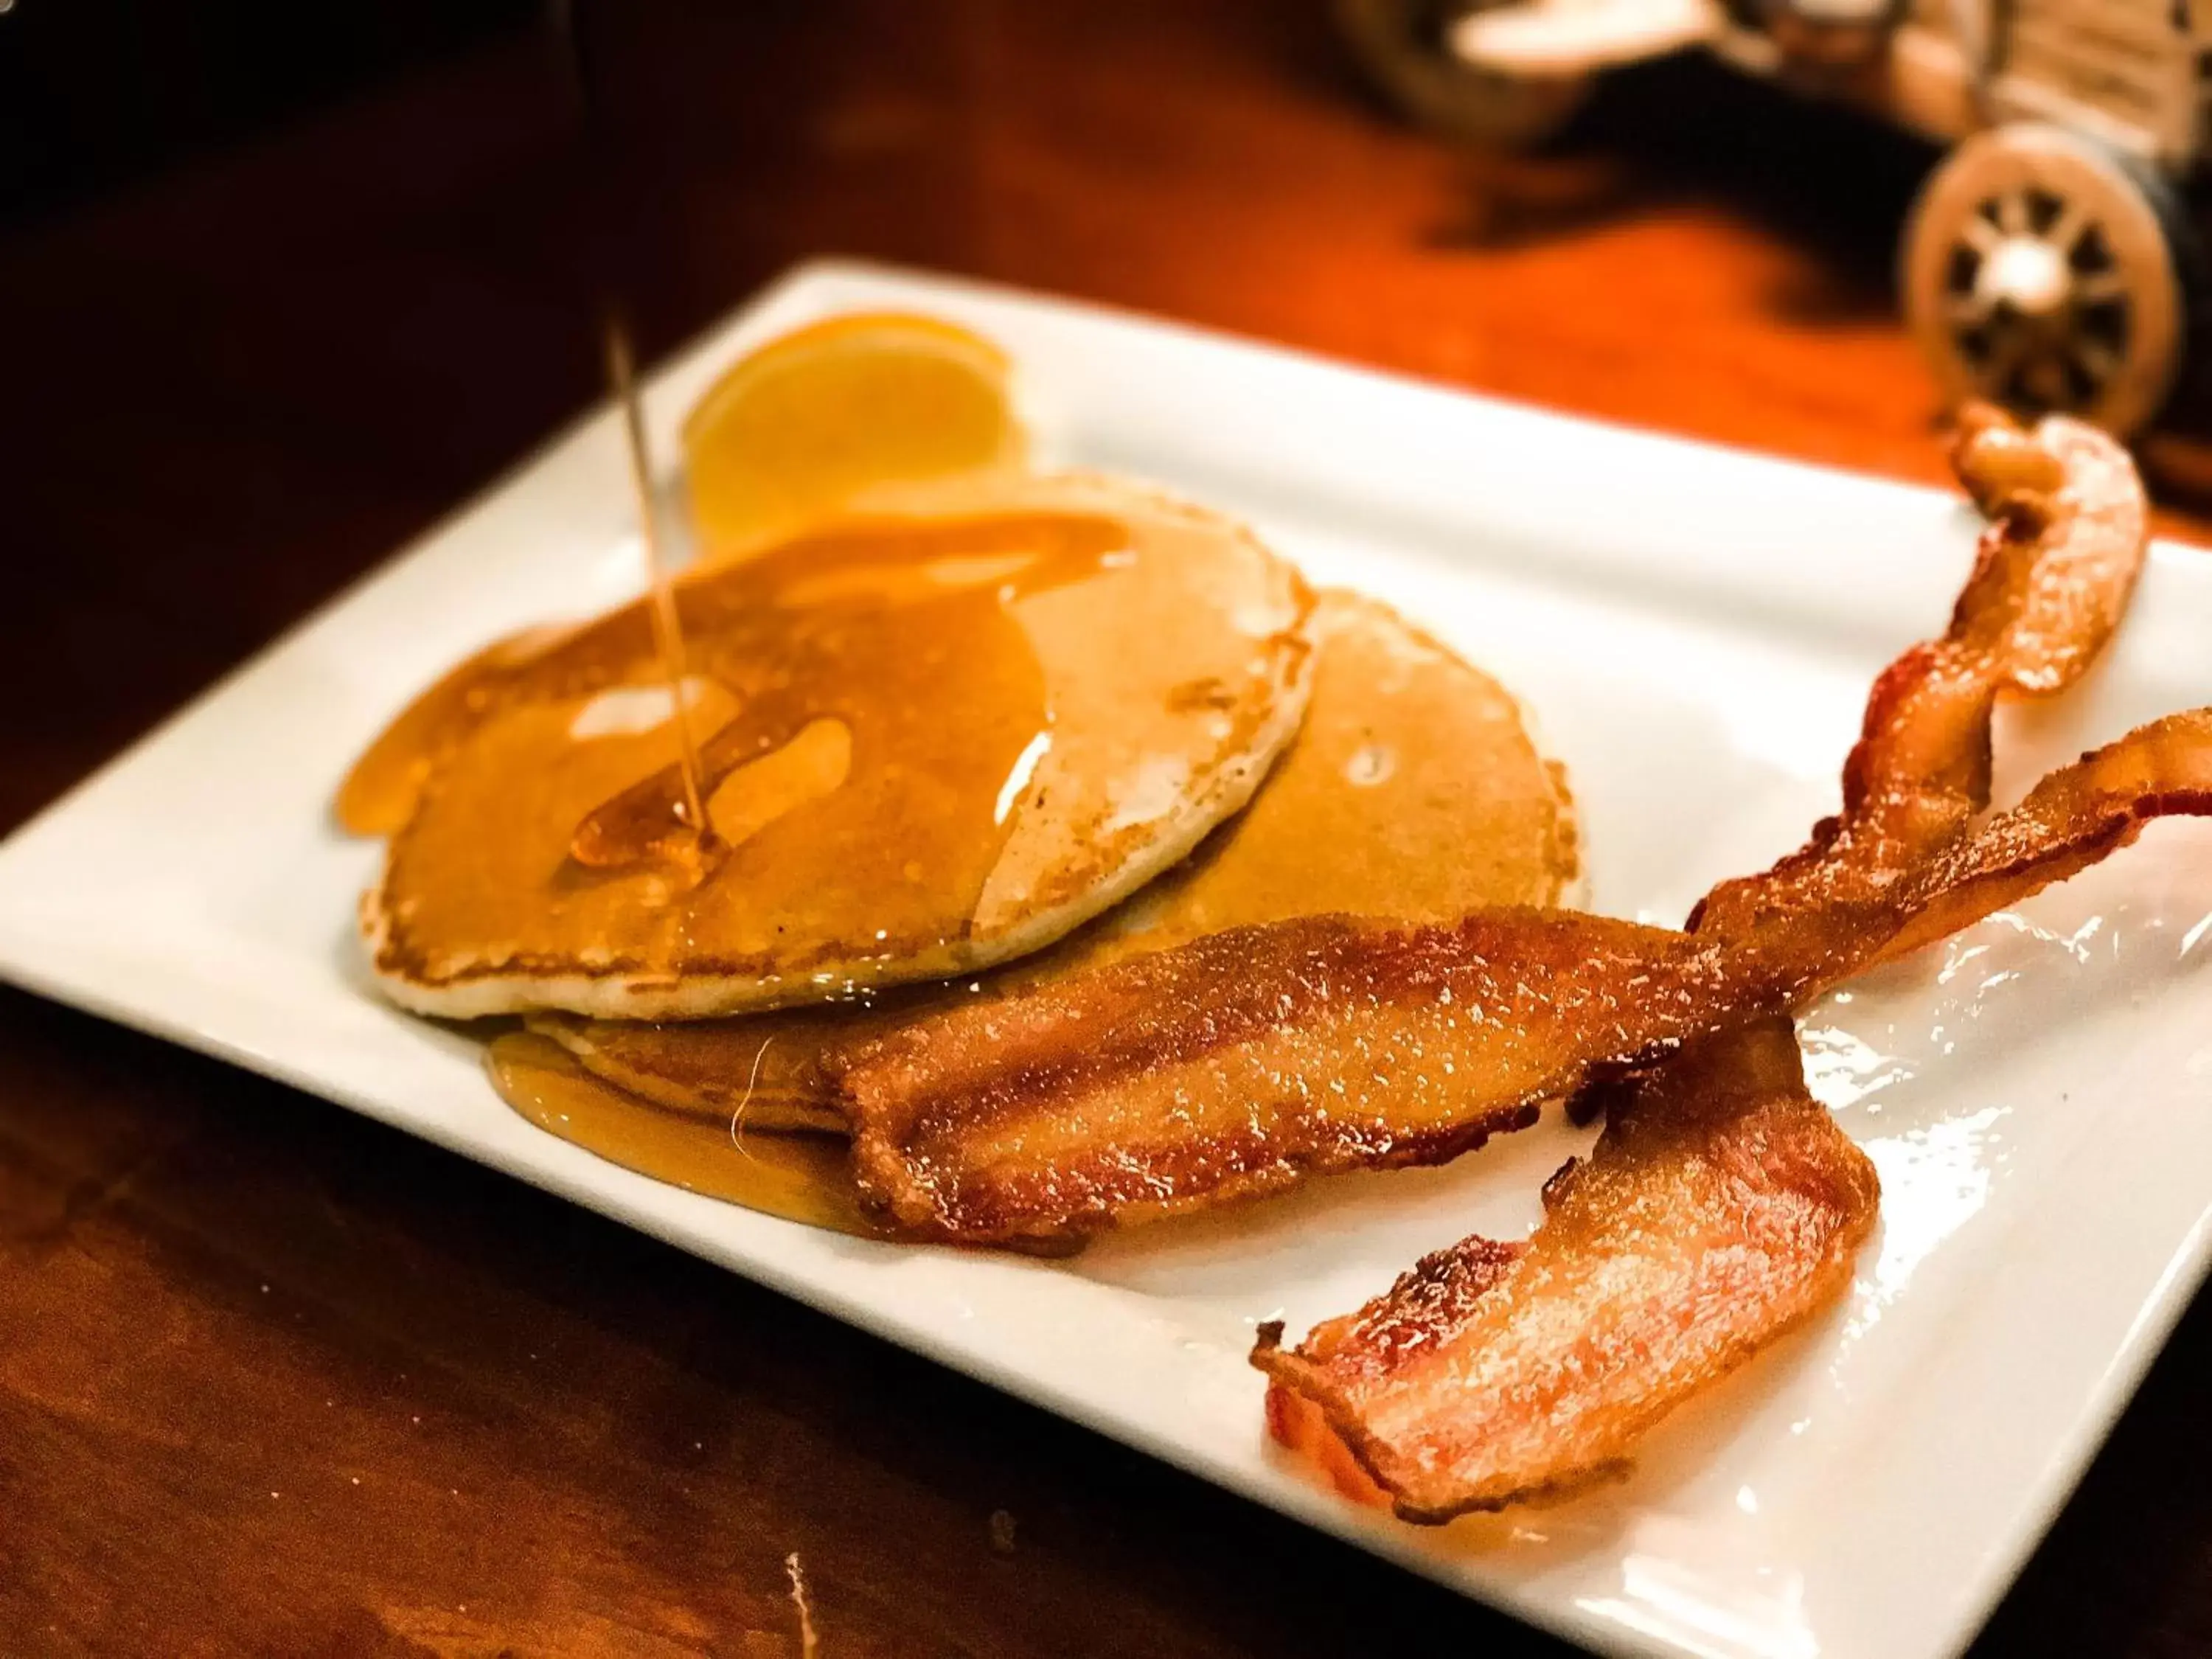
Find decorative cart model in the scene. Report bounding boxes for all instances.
[1342,0,2207,437]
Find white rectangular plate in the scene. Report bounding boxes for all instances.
[7,260,2211,1659]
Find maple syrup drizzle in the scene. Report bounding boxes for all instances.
[358,509,1130,995]
[487,1031,886,1237]
[605,316,714,858]
[561,511,1127,872]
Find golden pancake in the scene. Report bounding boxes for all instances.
[527,588,1579,1133]
[355,472,1314,1019]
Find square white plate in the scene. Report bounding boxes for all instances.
[7,260,2211,1659]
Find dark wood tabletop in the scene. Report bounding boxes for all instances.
[5,3,2211,1655]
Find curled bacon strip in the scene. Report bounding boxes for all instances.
[1254,1018,1878,1518]
[837,414,2149,1247]
[1251,413,2174,1516]
[1691,408,2144,936]
[844,909,1686,1241]
[827,411,2179,1510]
[844,708,2211,1243]
[1250,705,2212,1517]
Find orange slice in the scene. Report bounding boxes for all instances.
[681,311,1026,560]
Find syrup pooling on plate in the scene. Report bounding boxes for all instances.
[487,1031,884,1236]
[369,509,1131,997]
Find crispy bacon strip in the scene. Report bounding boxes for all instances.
[843,910,1696,1240]
[1252,415,2171,1516]
[1691,410,2144,936]
[1868,706,2212,961]
[1252,708,2212,1516]
[1253,1018,1878,1519]
[842,710,2212,1242]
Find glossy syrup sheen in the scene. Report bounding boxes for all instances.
[536,588,1582,1134]
[362,510,1131,991]
[335,622,575,836]
[487,1031,886,1237]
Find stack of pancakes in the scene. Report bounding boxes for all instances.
[349,470,1579,1157]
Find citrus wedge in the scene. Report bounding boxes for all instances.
[681,311,1026,560]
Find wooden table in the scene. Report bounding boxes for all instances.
[4,4,2209,1653]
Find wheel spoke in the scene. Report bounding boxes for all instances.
[1995,191,2030,236]
[2074,269,2131,305]
[1944,291,1994,330]
[2043,201,2090,254]
[1958,215,2001,255]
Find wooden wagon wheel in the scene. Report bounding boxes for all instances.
[1902,123,2191,438]
[1336,0,1590,147]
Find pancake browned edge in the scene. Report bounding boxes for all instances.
[359,472,1315,1020]
[529,588,1582,1136]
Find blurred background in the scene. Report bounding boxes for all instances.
[0,0,1992,824]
